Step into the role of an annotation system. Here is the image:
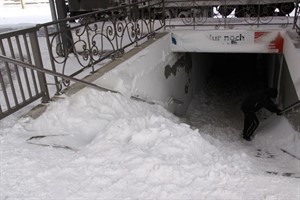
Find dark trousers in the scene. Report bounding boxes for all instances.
[243,111,259,139]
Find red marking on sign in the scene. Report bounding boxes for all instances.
[268,33,284,53]
[254,32,269,40]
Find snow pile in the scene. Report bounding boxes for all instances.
[1,88,299,199]
[256,115,300,159]
[25,88,178,149]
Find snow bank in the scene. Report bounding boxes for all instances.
[25,88,179,149]
[255,115,300,159]
[1,88,299,199]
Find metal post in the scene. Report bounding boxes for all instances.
[193,0,196,30]
[257,0,260,28]
[49,0,62,52]
[43,26,61,94]
[224,0,227,29]
[20,0,25,9]
[55,0,68,20]
[49,0,58,22]
[276,54,284,106]
[293,0,299,30]
[29,32,50,103]
[55,0,74,54]
[162,0,166,30]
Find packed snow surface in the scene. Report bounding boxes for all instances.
[1,86,300,199]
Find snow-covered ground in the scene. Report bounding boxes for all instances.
[1,85,300,199]
[1,3,300,200]
[0,3,52,32]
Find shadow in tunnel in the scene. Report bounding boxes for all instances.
[208,53,270,93]
[186,53,276,138]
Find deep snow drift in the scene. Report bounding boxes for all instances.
[1,86,300,199]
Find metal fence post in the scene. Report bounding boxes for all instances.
[293,0,300,33]
[29,31,50,103]
[193,0,196,30]
[162,0,166,29]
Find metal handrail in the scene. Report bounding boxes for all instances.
[0,26,39,39]
[294,0,300,35]
[0,55,156,105]
[0,55,118,94]
[281,100,300,114]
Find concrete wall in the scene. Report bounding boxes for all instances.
[281,32,300,131]
[279,56,300,132]
[279,57,299,109]
[283,31,300,98]
[190,53,213,93]
[263,53,300,132]
[94,34,195,116]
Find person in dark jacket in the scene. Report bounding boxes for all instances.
[241,88,282,141]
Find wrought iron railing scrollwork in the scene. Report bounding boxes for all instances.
[164,0,299,29]
[41,0,165,94]
[294,0,300,35]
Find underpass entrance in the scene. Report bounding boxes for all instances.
[186,52,282,132]
[184,52,300,178]
[190,53,281,96]
[168,29,298,117]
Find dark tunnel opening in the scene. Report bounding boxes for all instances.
[208,53,274,93]
[185,52,281,134]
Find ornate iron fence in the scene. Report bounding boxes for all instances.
[164,0,298,29]
[294,0,300,34]
[40,0,165,94]
[0,0,165,119]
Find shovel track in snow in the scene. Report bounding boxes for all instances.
[27,135,77,151]
[266,171,300,179]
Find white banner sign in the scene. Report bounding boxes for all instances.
[207,32,253,45]
[170,30,284,53]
